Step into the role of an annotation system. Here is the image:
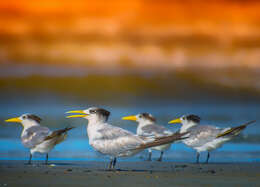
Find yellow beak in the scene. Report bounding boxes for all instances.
[168,118,182,124]
[5,117,22,123]
[122,115,137,121]
[66,110,88,118]
[66,110,86,114]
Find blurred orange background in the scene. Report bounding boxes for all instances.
[0,0,260,70]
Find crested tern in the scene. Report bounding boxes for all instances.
[168,114,256,163]
[122,113,173,161]
[66,107,188,170]
[5,113,74,165]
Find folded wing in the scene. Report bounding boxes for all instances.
[21,126,50,148]
[140,124,173,137]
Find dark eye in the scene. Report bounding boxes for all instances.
[139,115,142,118]
[22,116,26,119]
[89,110,96,114]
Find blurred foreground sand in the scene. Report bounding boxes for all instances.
[0,161,259,187]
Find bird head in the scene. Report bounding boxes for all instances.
[5,113,42,128]
[66,107,110,123]
[168,114,200,130]
[122,113,156,125]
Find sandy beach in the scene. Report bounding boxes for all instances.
[0,1,260,187]
[0,161,259,187]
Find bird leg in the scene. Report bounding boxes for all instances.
[205,152,210,164]
[196,152,200,164]
[45,153,49,165]
[26,153,32,165]
[147,149,152,161]
[157,151,164,162]
[112,157,117,169]
[108,158,113,170]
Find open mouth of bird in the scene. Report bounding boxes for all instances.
[66,110,88,118]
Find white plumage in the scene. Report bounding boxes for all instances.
[5,114,73,164]
[67,107,187,169]
[181,125,231,153]
[122,113,173,161]
[169,114,255,163]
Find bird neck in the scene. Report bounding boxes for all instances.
[21,121,40,130]
[138,121,154,127]
[21,121,40,136]
[88,117,107,125]
[137,121,154,134]
[87,118,107,131]
[180,122,198,133]
[86,120,107,143]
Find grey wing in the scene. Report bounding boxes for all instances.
[141,124,172,137]
[21,126,51,148]
[187,125,223,147]
[92,124,142,156]
[97,124,136,140]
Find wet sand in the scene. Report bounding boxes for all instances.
[0,161,260,187]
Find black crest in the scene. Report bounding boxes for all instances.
[97,108,110,117]
[27,114,42,123]
[141,113,156,122]
[90,108,110,117]
[186,114,200,123]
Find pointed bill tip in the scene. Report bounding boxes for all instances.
[5,117,22,123]
[122,115,137,121]
[168,118,181,124]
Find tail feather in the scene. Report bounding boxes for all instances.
[216,120,256,138]
[44,127,75,141]
[136,132,189,150]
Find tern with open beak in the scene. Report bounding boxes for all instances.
[66,107,188,170]
[5,114,74,165]
[122,113,173,161]
[168,114,256,163]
